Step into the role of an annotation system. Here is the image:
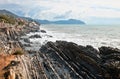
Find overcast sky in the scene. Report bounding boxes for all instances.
[0,0,120,24]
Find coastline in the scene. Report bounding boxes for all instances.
[40,24,120,49]
[0,23,120,79]
[20,25,120,79]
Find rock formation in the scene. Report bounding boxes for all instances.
[39,41,120,79]
[0,22,120,79]
[0,10,119,79]
[0,16,40,79]
[29,34,41,38]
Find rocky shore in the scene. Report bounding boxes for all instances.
[39,41,120,79]
[0,21,120,79]
[0,21,40,79]
[0,9,119,79]
[20,30,120,79]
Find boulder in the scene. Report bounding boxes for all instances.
[46,35,53,38]
[24,38,31,43]
[40,30,46,33]
[29,34,41,38]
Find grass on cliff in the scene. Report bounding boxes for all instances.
[0,14,25,25]
[12,48,24,55]
[0,14,16,24]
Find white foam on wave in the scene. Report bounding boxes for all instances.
[27,25,120,49]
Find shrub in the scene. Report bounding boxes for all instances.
[0,14,16,25]
[12,48,24,55]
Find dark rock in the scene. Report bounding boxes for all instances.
[40,41,102,79]
[23,44,31,47]
[78,45,100,62]
[99,46,120,79]
[46,35,53,38]
[40,30,46,33]
[30,29,39,32]
[40,41,120,79]
[29,34,41,38]
[99,46,120,55]
[24,38,31,43]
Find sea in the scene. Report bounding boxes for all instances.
[27,24,120,49]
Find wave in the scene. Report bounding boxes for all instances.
[27,25,120,49]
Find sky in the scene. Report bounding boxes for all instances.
[0,0,120,24]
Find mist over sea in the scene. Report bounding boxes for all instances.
[29,24,120,49]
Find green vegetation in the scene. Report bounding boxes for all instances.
[0,14,25,25]
[12,49,24,55]
[0,14,16,25]
[18,20,25,25]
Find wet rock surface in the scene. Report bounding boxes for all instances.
[39,41,120,79]
[24,38,31,43]
[40,30,46,33]
[29,34,42,38]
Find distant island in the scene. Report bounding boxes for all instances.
[35,19,85,24]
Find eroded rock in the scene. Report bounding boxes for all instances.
[29,34,41,38]
[40,30,46,33]
[39,41,120,79]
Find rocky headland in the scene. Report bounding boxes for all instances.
[20,30,120,79]
[0,10,120,79]
[0,10,40,79]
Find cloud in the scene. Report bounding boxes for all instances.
[33,0,120,19]
[88,17,120,24]
[53,10,72,19]
[0,0,120,24]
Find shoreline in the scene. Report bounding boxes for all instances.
[21,26,120,79]
[40,24,120,49]
[0,22,120,79]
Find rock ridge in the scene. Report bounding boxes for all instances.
[39,41,120,79]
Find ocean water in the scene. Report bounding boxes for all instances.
[29,24,120,49]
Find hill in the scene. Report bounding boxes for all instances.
[35,19,85,24]
[0,9,25,25]
[0,9,18,18]
[0,10,85,25]
[0,9,40,25]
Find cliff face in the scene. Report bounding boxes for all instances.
[0,10,42,79]
[0,21,39,79]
